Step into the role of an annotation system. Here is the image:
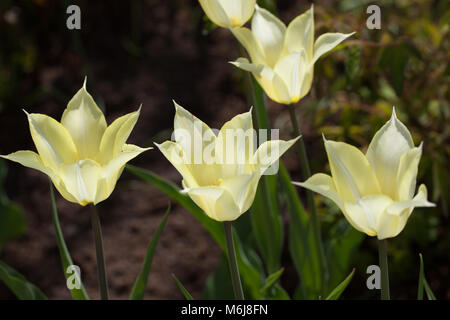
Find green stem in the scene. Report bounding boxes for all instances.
[288,104,328,296]
[378,239,390,300]
[91,205,109,300]
[224,222,244,300]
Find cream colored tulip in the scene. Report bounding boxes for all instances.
[156,101,298,221]
[293,108,435,239]
[1,80,151,206]
[230,5,355,104]
[199,0,256,28]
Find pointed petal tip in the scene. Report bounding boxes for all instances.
[291,180,304,187]
[83,76,87,89]
[391,106,397,119]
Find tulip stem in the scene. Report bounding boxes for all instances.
[288,104,328,296]
[224,222,245,300]
[91,205,109,300]
[378,239,390,300]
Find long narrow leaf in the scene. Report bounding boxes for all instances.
[49,181,89,300]
[172,273,193,300]
[260,268,284,295]
[279,164,321,299]
[0,260,47,300]
[325,269,355,300]
[418,253,424,300]
[418,254,437,300]
[130,204,171,300]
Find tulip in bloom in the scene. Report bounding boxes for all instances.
[156,102,298,221]
[293,108,435,239]
[199,0,256,28]
[1,80,151,206]
[231,5,354,104]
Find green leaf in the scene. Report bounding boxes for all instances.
[418,254,437,300]
[202,254,235,299]
[259,267,290,300]
[325,219,364,293]
[279,164,321,299]
[0,260,47,300]
[130,204,171,300]
[250,175,283,274]
[49,181,89,300]
[325,269,355,300]
[172,273,193,300]
[418,254,425,300]
[126,165,225,249]
[260,268,284,295]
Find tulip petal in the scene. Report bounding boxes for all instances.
[312,32,355,64]
[366,109,415,199]
[1,150,54,177]
[293,173,343,210]
[173,101,216,165]
[155,140,200,188]
[0,151,80,203]
[251,5,286,67]
[324,138,380,202]
[220,173,259,213]
[239,0,257,27]
[271,73,291,104]
[273,51,311,103]
[219,0,256,27]
[199,0,229,28]
[254,137,299,175]
[99,108,141,164]
[344,195,393,237]
[93,144,151,204]
[61,85,107,159]
[26,112,78,170]
[284,5,314,60]
[394,143,423,201]
[387,184,435,216]
[231,28,266,65]
[183,186,241,221]
[60,159,101,206]
[215,110,255,178]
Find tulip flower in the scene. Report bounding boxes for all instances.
[156,101,298,222]
[1,80,151,206]
[199,0,256,28]
[293,108,435,240]
[230,5,355,104]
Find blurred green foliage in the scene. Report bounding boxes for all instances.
[0,160,26,252]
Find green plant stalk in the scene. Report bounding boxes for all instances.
[224,222,244,300]
[378,239,390,300]
[91,205,109,300]
[288,104,328,295]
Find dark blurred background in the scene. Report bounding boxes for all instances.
[0,0,448,299]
